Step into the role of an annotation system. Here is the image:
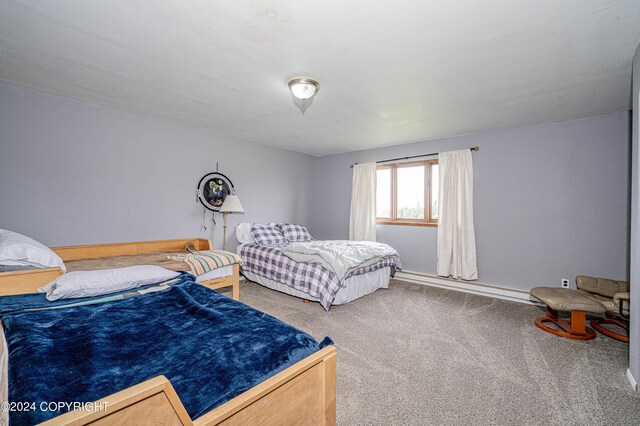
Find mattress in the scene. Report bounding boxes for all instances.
[64,251,190,272]
[238,243,397,309]
[63,251,234,282]
[243,266,392,305]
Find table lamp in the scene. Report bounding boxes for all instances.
[219,193,245,250]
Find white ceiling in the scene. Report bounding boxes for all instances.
[1,1,639,156]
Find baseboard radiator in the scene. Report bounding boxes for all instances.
[394,270,542,305]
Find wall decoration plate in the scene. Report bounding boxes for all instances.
[196,172,234,212]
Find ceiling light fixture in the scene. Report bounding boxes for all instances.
[288,77,320,115]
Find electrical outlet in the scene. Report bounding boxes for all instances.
[561,279,569,288]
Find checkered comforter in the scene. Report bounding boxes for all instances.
[238,244,398,310]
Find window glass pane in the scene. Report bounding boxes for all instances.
[376,168,391,218]
[430,164,439,220]
[396,166,424,219]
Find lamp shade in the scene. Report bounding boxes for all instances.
[219,195,245,213]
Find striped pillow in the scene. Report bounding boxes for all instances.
[181,250,243,276]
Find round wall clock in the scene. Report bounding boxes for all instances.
[196,172,234,212]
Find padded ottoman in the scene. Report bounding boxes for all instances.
[530,287,606,340]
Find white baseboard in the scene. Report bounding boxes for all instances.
[394,270,540,305]
[627,369,639,393]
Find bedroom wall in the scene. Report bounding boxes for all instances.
[629,43,639,390]
[308,112,630,293]
[0,81,314,250]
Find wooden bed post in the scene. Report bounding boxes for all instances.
[323,348,337,426]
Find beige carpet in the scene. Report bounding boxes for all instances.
[234,279,639,425]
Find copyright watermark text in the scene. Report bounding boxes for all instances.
[1,401,109,413]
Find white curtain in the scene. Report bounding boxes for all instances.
[437,149,477,280]
[349,163,377,241]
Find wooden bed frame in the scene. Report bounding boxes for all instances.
[0,239,336,425]
[38,345,336,426]
[0,238,240,300]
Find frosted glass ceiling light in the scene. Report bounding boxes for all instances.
[288,77,320,115]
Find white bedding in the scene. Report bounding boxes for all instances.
[0,229,66,272]
[38,265,180,301]
[195,265,233,282]
[282,240,401,281]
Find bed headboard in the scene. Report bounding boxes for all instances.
[52,238,212,261]
[0,238,212,296]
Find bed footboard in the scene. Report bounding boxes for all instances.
[40,346,337,426]
[40,375,192,426]
[195,345,336,426]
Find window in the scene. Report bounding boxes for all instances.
[376,160,438,226]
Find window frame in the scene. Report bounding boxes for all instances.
[376,159,438,227]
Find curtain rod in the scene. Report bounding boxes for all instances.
[350,146,479,168]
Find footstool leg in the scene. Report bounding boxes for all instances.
[590,313,630,343]
[534,309,596,340]
[570,311,587,335]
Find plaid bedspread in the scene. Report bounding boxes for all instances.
[238,244,398,310]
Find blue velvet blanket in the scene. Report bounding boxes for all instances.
[1,274,332,424]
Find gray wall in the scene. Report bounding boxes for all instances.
[630,44,640,388]
[0,82,314,250]
[309,112,630,292]
[0,83,632,334]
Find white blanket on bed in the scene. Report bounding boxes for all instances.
[282,240,401,281]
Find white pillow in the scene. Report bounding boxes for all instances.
[0,229,66,271]
[236,223,255,244]
[38,265,180,301]
[195,265,233,282]
[236,223,282,244]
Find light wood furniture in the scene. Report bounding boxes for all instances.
[0,238,240,300]
[40,376,193,426]
[40,346,336,426]
[0,267,64,296]
[51,238,212,261]
[0,253,337,426]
